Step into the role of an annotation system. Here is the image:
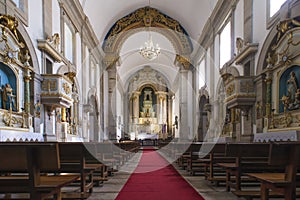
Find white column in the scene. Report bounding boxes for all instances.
[133,92,140,124]
[156,93,160,123]
[163,96,167,123]
[179,68,189,140]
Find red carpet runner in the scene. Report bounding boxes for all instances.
[116,148,205,200]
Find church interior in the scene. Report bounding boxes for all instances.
[0,0,300,199]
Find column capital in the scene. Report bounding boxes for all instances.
[174,54,192,70]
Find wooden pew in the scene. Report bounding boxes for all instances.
[58,142,101,199]
[186,143,205,175]
[199,143,233,184]
[95,142,121,175]
[0,142,79,200]
[217,143,271,192]
[82,143,109,186]
[246,142,300,200]
[175,142,193,169]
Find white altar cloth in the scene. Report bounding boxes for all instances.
[0,130,44,142]
[254,131,300,142]
[138,133,158,140]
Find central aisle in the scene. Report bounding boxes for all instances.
[116,148,205,200]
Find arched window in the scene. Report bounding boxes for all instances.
[269,0,286,17]
[220,21,232,68]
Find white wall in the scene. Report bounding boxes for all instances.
[25,0,43,74]
[253,0,269,75]
[52,0,60,36]
[234,0,244,55]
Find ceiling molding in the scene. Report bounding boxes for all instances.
[102,6,193,57]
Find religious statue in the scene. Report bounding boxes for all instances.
[266,52,276,68]
[56,110,61,123]
[2,83,14,110]
[236,37,245,54]
[46,33,60,51]
[256,101,262,119]
[173,116,178,129]
[287,71,298,109]
[34,100,41,118]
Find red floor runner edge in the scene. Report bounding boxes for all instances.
[116,148,205,200]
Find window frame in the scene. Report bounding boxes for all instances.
[62,15,76,64]
[198,57,206,90]
[219,18,233,69]
[266,0,287,29]
[10,0,28,26]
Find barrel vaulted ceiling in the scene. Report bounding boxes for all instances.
[80,0,218,88]
[80,0,218,44]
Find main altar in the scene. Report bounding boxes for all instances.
[136,88,159,136]
[128,67,170,140]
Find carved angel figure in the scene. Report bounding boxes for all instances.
[47,33,60,51]
[0,15,19,42]
[236,37,244,54]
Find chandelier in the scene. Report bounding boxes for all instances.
[139,32,161,61]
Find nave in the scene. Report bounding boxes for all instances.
[87,146,238,200]
[1,141,300,200]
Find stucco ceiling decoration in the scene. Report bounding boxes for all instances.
[102,6,193,56]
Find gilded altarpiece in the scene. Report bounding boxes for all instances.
[0,15,38,141]
[263,19,300,132]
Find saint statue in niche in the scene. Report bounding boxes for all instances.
[281,70,300,111]
[285,71,299,110]
[287,71,298,103]
[2,83,14,110]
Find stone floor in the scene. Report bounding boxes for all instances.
[89,148,244,200]
[1,148,296,200]
[90,148,299,200]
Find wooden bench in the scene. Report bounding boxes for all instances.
[95,142,121,175]
[199,143,233,184]
[247,142,300,200]
[217,143,271,192]
[185,143,206,175]
[0,142,79,200]
[58,142,102,199]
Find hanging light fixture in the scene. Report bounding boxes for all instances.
[139,33,160,61]
[139,0,160,61]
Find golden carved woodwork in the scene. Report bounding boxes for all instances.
[63,83,71,94]
[0,15,20,43]
[275,18,300,44]
[2,111,22,127]
[3,42,19,64]
[64,72,76,83]
[42,79,57,92]
[240,81,254,93]
[175,54,191,69]
[226,84,235,96]
[103,7,192,55]
[40,93,73,102]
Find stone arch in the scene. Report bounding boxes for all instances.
[138,83,158,93]
[256,24,278,74]
[256,16,300,74]
[16,18,40,73]
[103,6,193,56]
